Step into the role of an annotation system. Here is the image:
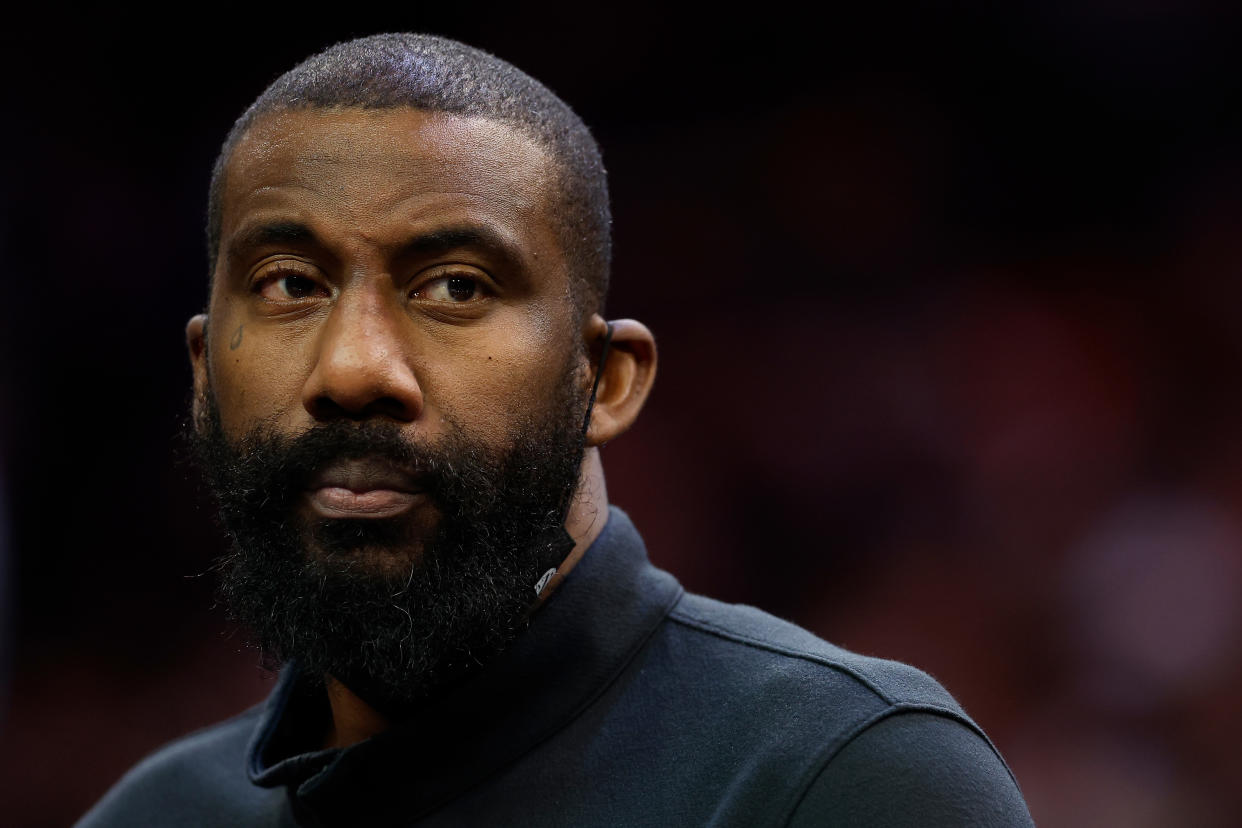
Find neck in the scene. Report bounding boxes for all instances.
[321,448,610,749]
[322,675,391,749]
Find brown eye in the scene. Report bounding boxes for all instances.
[446,277,477,301]
[416,276,484,303]
[279,274,319,299]
[255,268,328,302]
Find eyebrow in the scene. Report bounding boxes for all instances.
[227,221,527,271]
[394,225,527,270]
[227,221,319,261]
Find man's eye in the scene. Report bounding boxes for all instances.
[416,276,483,303]
[257,272,324,301]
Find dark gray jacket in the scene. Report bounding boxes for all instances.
[78,508,1034,827]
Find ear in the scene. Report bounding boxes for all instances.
[583,315,657,446]
[186,314,209,427]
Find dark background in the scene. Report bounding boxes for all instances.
[4,5,1242,825]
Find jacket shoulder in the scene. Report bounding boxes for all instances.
[667,591,966,715]
[661,593,1031,824]
[75,706,280,828]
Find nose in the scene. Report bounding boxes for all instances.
[301,287,423,422]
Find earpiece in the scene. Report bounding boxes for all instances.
[580,321,614,438]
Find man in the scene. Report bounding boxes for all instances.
[78,33,1033,826]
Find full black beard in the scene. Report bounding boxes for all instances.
[189,366,587,713]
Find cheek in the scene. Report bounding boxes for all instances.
[206,313,309,435]
[420,315,579,436]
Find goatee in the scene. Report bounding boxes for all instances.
[188,365,588,713]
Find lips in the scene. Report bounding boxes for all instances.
[305,458,427,519]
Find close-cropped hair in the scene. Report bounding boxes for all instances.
[206,33,611,315]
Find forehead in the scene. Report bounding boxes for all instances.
[218,107,560,266]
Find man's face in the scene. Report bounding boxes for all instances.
[190,108,593,705]
[204,107,582,486]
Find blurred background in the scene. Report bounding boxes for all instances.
[3,4,1242,825]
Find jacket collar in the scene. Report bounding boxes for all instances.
[246,507,682,826]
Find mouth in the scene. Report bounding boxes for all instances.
[304,458,428,520]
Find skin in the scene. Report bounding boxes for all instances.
[185,108,657,748]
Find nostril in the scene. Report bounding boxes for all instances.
[307,394,417,422]
[306,395,350,421]
[364,396,418,421]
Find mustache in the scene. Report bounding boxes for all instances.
[201,418,465,511]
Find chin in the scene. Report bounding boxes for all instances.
[306,516,431,575]
[316,543,426,576]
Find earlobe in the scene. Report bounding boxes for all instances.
[186,314,209,426]
[584,316,657,446]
